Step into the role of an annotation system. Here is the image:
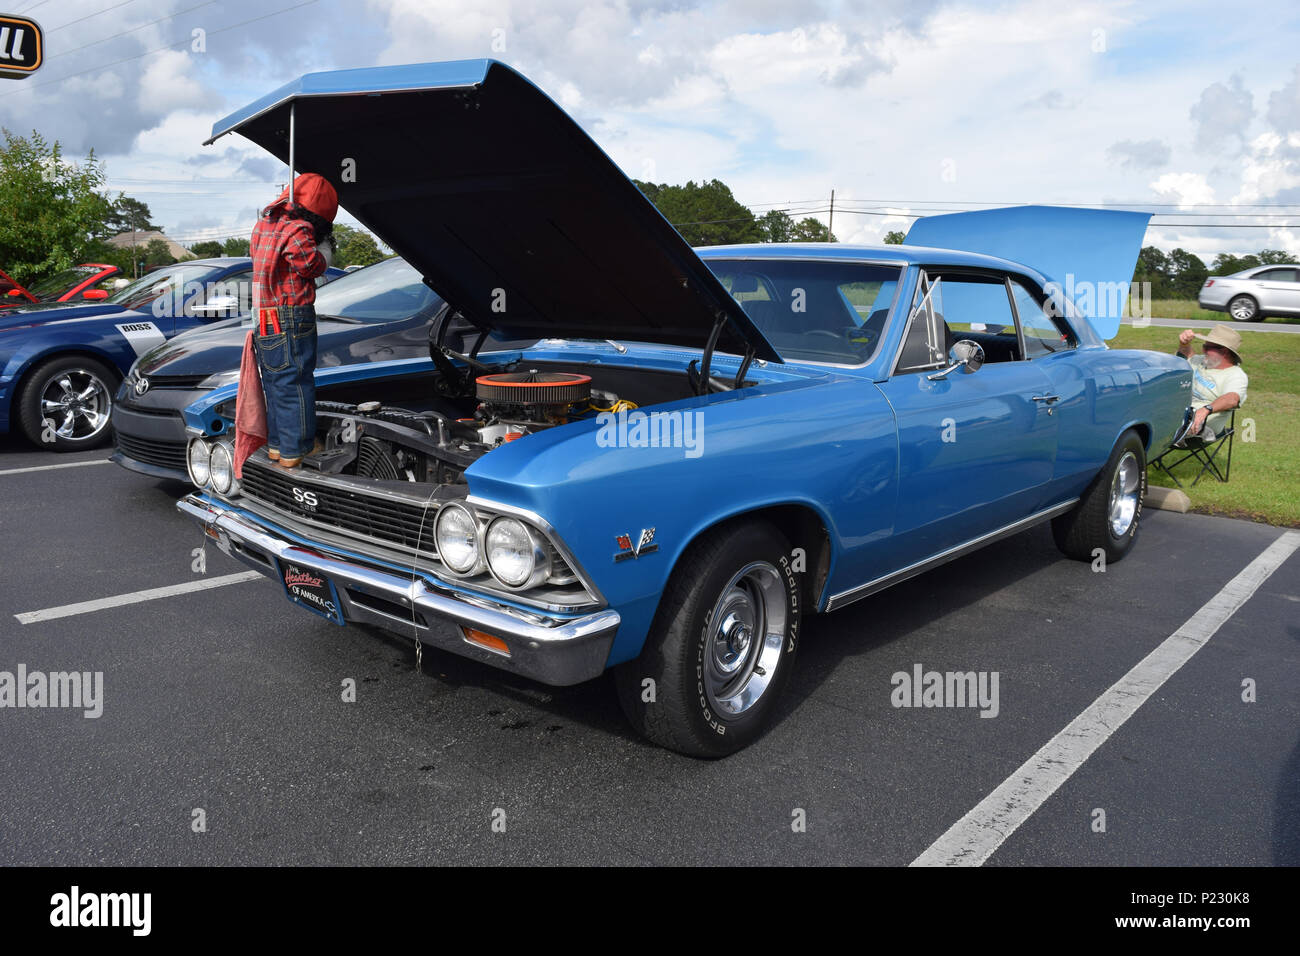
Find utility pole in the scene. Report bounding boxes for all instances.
[828,189,835,242]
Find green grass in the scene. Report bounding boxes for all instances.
[1110,326,1300,528]
[1130,297,1300,326]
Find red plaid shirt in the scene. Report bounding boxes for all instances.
[249,208,327,308]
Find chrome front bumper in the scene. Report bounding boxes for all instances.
[177,494,620,686]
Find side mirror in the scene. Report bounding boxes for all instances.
[83,289,109,300]
[927,339,985,381]
[7,288,22,297]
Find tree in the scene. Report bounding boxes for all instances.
[1133,246,1171,297]
[1210,252,1260,276]
[222,236,250,257]
[757,209,794,243]
[143,238,174,268]
[633,178,761,246]
[0,129,116,283]
[790,217,835,242]
[1166,248,1208,299]
[1256,249,1293,265]
[189,240,225,259]
[883,230,906,244]
[106,196,158,234]
[333,224,384,268]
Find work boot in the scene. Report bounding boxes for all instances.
[276,440,325,470]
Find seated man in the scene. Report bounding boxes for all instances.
[1174,324,1247,442]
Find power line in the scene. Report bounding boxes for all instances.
[2,0,316,98]
[107,177,282,185]
[833,202,1300,218]
[49,0,144,33]
[816,198,1300,209]
[44,1,215,60]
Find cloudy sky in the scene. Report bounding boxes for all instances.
[4,0,1299,262]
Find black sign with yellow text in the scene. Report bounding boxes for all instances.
[0,14,42,79]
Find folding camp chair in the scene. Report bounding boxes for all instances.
[1150,409,1235,487]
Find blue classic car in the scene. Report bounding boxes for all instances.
[0,257,342,450]
[177,60,1190,756]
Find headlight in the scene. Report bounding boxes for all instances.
[434,502,482,574]
[209,441,239,496]
[485,516,550,590]
[200,369,241,388]
[186,438,212,487]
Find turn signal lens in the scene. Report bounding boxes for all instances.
[461,627,510,656]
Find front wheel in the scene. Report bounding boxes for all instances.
[16,355,119,451]
[615,520,801,757]
[1228,294,1261,322]
[1051,429,1147,563]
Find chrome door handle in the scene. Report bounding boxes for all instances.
[1031,394,1060,403]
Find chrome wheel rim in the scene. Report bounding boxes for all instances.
[703,561,787,717]
[1108,451,1141,538]
[1230,298,1255,320]
[39,369,112,442]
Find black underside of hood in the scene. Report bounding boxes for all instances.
[211,60,779,361]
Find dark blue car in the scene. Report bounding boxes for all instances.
[112,257,456,480]
[0,257,343,451]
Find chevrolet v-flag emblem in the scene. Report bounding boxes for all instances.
[614,528,659,562]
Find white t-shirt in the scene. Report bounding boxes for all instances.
[1187,354,1247,435]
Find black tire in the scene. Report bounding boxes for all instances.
[16,355,119,451]
[1227,294,1261,322]
[1051,429,1147,564]
[614,520,801,758]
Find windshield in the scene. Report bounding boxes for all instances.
[29,266,100,300]
[703,259,901,364]
[314,257,443,323]
[108,264,220,312]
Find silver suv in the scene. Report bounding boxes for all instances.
[1198,264,1300,321]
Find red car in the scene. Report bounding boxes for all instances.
[0,263,120,308]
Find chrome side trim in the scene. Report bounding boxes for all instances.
[824,498,1079,612]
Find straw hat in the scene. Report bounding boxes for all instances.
[1194,324,1243,364]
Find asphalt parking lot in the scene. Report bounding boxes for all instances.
[1,435,1296,866]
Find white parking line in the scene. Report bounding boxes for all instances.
[911,529,1300,867]
[14,571,265,624]
[0,459,112,476]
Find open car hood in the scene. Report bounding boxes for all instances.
[904,205,1151,339]
[206,59,779,361]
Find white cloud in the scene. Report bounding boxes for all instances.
[1149,172,1216,207]
[136,50,215,115]
[12,0,1289,261]
[1189,74,1254,152]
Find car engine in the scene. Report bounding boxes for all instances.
[311,367,628,486]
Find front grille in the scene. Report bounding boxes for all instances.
[239,463,438,557]
[116,432,187,471]
[142,374,209,389]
